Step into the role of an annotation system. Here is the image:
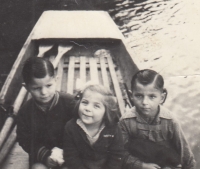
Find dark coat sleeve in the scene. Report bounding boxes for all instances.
[171,119,196,169]
[16,105,32,154]
[16,101,51,163]
[118,119,143,169]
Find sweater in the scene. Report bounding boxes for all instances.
[63,118,125,169]
[119,106,196,169]
[16,92,75,165]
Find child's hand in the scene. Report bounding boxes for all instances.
[142,162,161,169]
[46,156,58,168]
[50,147,64,166]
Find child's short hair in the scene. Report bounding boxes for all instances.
[131,69,167,104]
[74,84,119,127]
[131,69,164,91]
[22,57,54,85]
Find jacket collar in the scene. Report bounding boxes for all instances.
[76,119,105,139]
[122,105,172,120]
[35,91,59,112]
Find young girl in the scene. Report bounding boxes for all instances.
[17,57,75,169]
[63,84,125,169]
[119,69,196,169]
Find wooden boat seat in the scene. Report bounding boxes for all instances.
[56,47,126,114]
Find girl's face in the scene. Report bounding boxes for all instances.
[131,81,165,117]
[78,90,106,126]
[26,75,57,104]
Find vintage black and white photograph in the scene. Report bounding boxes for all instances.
[0,0,199,169]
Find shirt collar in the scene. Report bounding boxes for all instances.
[122,105,172,121]
[76,119,105,138]
[35,91,59,112]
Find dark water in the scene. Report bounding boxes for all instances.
[0,0,200,168]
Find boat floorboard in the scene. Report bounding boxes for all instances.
[1,142,28,169]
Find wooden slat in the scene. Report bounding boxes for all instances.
[63,64,103,69]
[107,56,124,115]
[0,127,16,164]
[56,58,64,91]
[49,55,55,63]
[89,57,99,83]
[37,44,54,57]
[53,45,72,68]
[80,56,86,83]
[100,57,110,88]
[67,56,75,94]
[1,142,28,169]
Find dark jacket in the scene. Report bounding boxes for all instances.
[63,119,125,169]
[16,92,75,165]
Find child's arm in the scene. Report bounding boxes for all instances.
[16,106,51,164]
[63,123,88,169]
[104,126,125,169]
[119,119,144,169]
[119,120,162,169]
[171,119,196,169]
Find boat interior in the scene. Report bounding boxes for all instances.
[0,38,138,168]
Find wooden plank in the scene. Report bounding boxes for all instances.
[32,11,123,40]
[61,70,67,93]
[52,45,72,68]
[67,56,75,94]
[100,57,110,88]
[37,44,54,57]
[63,64,103,69]
[0,87,27,151]
[80,56,86,83]
[49,55,55,63]
[0,127,16,164]
[56,57,64,91]
[116,68,132,108]
[107,56,124,115]
[1,142,28,169]
[89,57,99,83]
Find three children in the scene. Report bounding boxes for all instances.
[16,57,195,169]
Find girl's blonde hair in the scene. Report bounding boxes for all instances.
[74,84,120,127]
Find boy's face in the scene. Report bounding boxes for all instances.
[26,75,57,104]
[131,81,164,117]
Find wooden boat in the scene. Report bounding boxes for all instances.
[0,11,139,168]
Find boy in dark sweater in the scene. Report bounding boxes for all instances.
[17,58,75,169]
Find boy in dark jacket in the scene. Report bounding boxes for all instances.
[17,58,75,169]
